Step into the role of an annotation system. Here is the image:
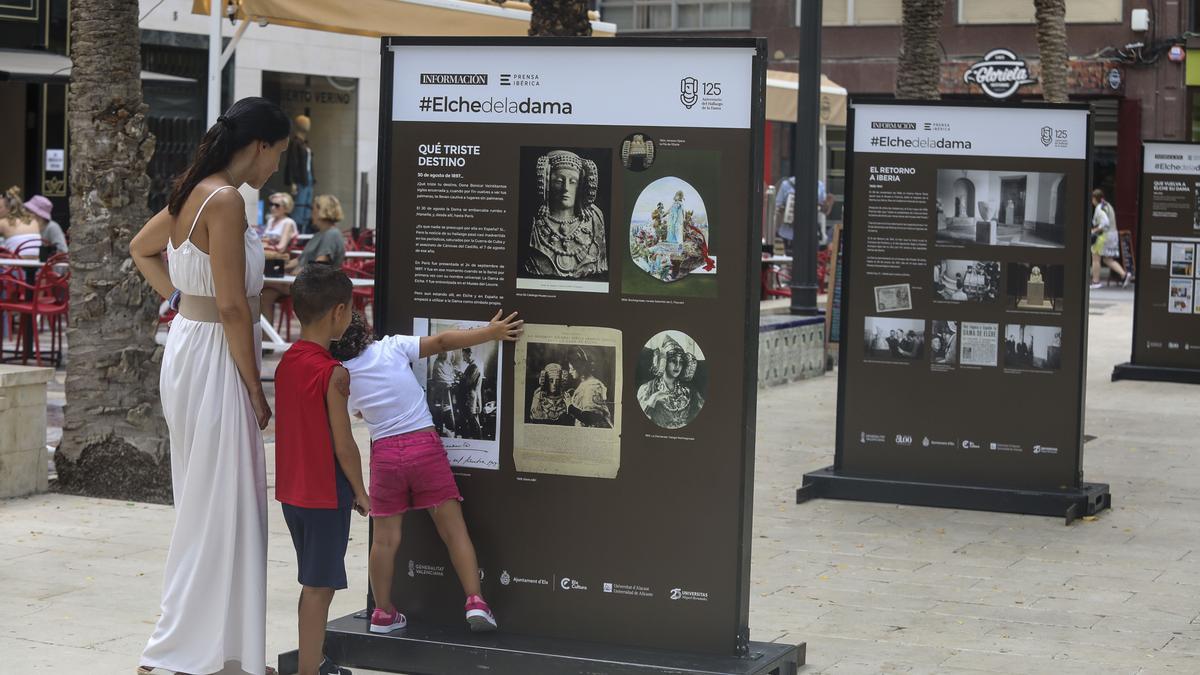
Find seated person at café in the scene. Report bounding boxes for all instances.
[262,192,298,253]
[0,186,43,257]
[261,193,347,324]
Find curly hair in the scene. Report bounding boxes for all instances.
[312,194,344,223]
[330,311,374,361]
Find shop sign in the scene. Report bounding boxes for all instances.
[963,48,1038,100]
[1107,68,1122,90]
[45,149,64,172]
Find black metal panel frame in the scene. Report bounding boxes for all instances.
[1111,140,1200,385]
[366,35,773,665]
[814,98,1105,519]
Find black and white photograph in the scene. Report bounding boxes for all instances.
[930,321,958,367]
[620,132,656,171]
[514,324,623,479]
[959,322,999,367]
[523,343,616,428]
[936,169,1067,248]
[874,283,913,313]
[516,146,613,293]
[863,316,926,362]
[1007,263,1064,311]
[1003,324,1062,371]
[412,318,503,471]
[932,259,1000,302]
[634,331,708,430]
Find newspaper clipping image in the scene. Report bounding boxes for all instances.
[959,321,999,367]
[514,323,623,479]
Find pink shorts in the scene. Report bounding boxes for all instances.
[369,430,462,518]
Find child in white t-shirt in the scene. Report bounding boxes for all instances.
[330,310,522,634]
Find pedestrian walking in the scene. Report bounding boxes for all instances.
[1090,188,1132,289]
[129,96,290,675]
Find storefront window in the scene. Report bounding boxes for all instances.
[261,72,360,230]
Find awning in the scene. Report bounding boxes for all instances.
[0,48,197,84]
[192,0,617,38]
[765,70,848,127]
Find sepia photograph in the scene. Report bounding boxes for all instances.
[959,322,999,367]
[515,146,613,293]
[1007,263,1064,312]
[935,169,1067,248]
[514,324,623,479]
[628,175,716,285]
[930,320,958,367]
[620,132,656,171]
[932,259,1000,302]
[863,316,926,362]
[874,283,913,313]
[1003,324,1062,371]
[412,318,503,471]
[634,331,707,430]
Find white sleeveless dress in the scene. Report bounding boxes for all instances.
[142,186,268,675]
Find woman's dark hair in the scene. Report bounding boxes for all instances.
[167,97,290,216]
[330,311,375,362]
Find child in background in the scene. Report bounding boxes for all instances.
[274,265,368,675]
[330,310,523,634]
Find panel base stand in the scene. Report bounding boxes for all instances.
[1112,362,1200,385]
[278,612,806,672]
[796,466,1111,525]
[278,612,804,675]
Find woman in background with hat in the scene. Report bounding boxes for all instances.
[24,194,68,254]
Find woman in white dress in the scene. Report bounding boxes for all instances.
[130,97,291,675]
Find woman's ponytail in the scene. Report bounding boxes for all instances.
[166,97,290,216]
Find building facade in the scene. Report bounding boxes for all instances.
[602,0,1197,238]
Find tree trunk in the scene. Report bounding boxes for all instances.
[56,0,171,503]
[529,0,592,36]
[1034,0,1069,103]
[896,0,944,100]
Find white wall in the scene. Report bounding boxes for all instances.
[138,0,381,228]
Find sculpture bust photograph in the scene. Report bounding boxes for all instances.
[523,149,608,280]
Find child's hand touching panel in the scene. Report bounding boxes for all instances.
[487,309,524,342]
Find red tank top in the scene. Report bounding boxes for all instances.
[275,340,342,508]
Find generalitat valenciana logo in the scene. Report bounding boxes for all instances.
[963,49,1038,100]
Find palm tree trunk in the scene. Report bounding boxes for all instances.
[529,0,592,36]
[896,0,945,100]
[1034,0,1069,103]
[55,0,171,503]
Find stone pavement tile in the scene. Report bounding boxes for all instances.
[1,635,138,672]
[926,601,1103,629]
[1091,611,1200,637]
[1162,634,1200,656]
[937,651,1137,675]
[984,621,1175,653]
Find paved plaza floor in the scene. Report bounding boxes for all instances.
[2,286,1198,673]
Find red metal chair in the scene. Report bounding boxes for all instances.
[0,258,70,366]
[342,261,374,328]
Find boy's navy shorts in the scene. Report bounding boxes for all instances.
[282,503,352,590]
